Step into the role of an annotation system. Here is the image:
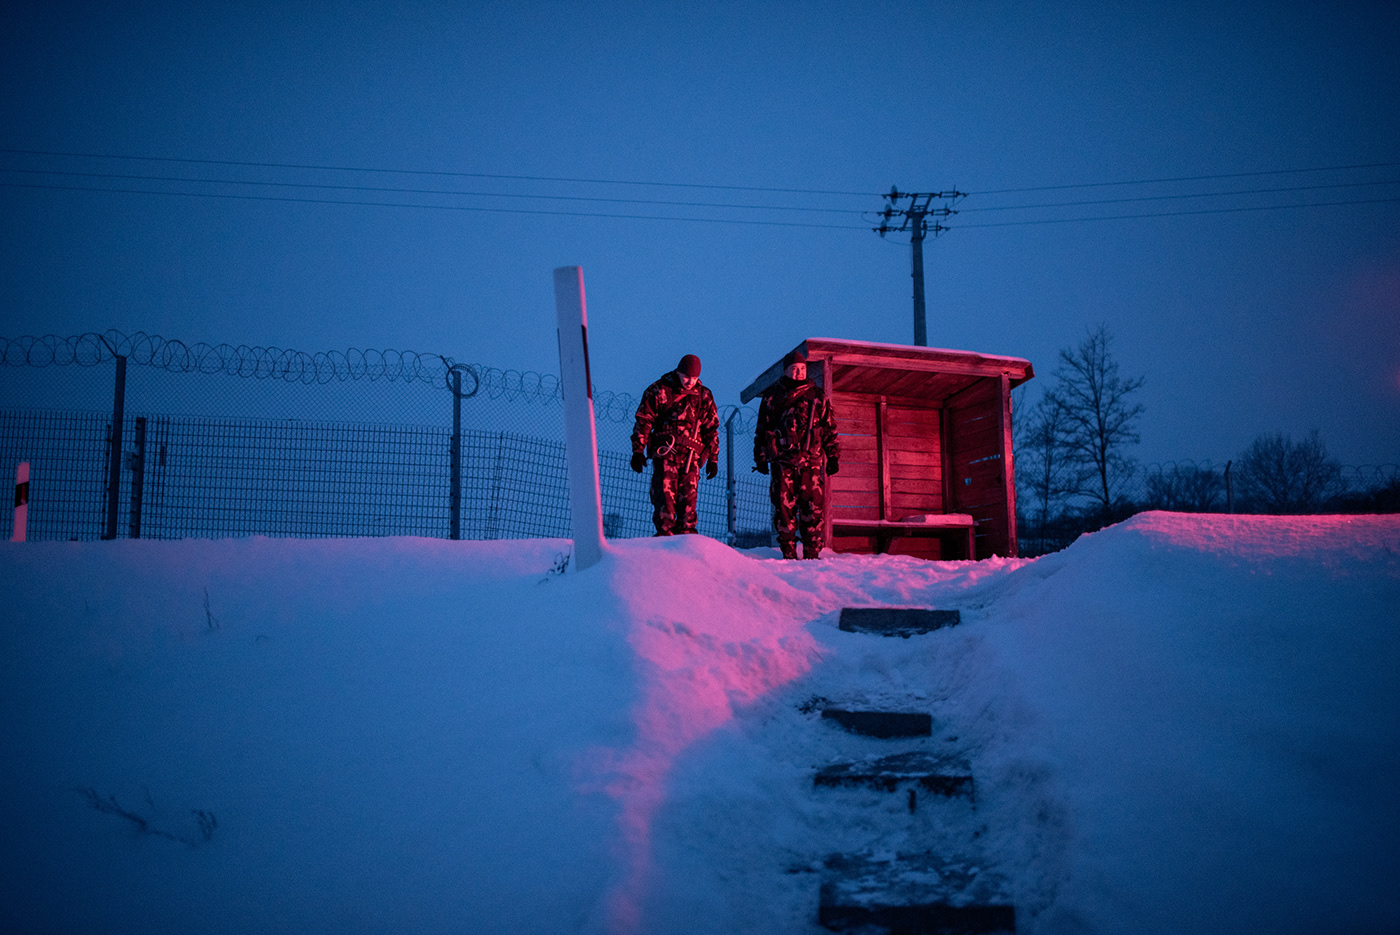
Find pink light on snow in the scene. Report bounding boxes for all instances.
[1118,511,1397,565]
[582,539,823,934]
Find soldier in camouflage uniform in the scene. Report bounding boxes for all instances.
[631,354,720,536]
[754,349,840,559]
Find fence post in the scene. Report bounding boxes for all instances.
[103,354,127,540]
[148,417,168,536]
[12,462,28,542]
[1224,460,1233,514]
[725,410,738,541]
[449,369,462,540]
[488,431,504,540]
[128,416,147,539]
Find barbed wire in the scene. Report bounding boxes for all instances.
[1139,459,1222,475]
[721,405,758,434]
[0,328,766,429]
[1342,464,1400,485]
[475,373,759,428]
[0,330,468,389]
[1135,459,1398,486]
[447,365,645,423]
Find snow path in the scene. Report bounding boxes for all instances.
[1,513,1396,934]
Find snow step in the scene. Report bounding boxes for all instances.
[839,608,960,637]
[819,851,1015,934]
[822,709,933,738]
[814,751,973,799]
[819,900,1016,935]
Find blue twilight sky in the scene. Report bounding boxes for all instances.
[2,0,1398,465]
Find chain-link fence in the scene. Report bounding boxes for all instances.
[0,331,772,543]
[6,331,1394,552]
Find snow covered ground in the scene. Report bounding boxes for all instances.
[1,512,1396,934]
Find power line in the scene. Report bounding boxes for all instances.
[0,147,877,197]
[11,165,1392,217]
[5,146,1397,205]
[970,161,1400,195]
[5,164,1393,219]
[8,165,1388,216]
[0,180,871,230]
[962,178,1400,213]
[0,166,866,216]
[3,149,1396,230]
[956,196,1400,228]
[5,180,1394,231]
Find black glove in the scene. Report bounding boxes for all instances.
[630,452,647,473]
[753,461,769,475]
[826,456,839,475]
[705,460,718,480]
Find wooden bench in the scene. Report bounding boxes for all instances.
[830,514,977,560]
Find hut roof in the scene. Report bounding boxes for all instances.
[740,337,1035,404]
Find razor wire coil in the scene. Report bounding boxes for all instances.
[1,330,461,388]
[0,330,765,428]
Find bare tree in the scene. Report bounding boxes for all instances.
[1236,430,1343,513]
[1045,324,1145,518]
[1144,463,1225,512]
[1016,392,1083,551]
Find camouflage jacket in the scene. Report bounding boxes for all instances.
[754,377,840,468]
[631,371,720,465]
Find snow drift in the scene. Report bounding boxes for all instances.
[0,512,1396,934]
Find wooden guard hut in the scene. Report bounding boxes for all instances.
[740,338,1034,560]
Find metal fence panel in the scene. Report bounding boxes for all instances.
[1,330,778,544]
[0,410,109,541]
[0,406,776,544]
[141,416,453,539]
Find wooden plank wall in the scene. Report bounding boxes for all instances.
[882,399,943,558]
[828,392,945,559]
[828,393,879,524]
[946,379,1009,557]
[886,403,942,520]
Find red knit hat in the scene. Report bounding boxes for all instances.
[677,354,701,377]
[782,348,808,368]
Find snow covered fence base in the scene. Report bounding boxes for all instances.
[0,513,1397,934]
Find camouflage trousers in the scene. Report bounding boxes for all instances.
[649,457,700,535]
[770,461,826,557]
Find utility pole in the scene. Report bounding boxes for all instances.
[874,187,965,346]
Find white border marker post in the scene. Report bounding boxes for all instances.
[13,462,29,542]
[553,266,607,570]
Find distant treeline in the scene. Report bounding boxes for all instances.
[1014,325,1398,557]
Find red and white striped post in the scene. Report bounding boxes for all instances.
[13,462,29,542]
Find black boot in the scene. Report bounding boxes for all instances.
[780,540,798,560]
[801,539,822,559]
